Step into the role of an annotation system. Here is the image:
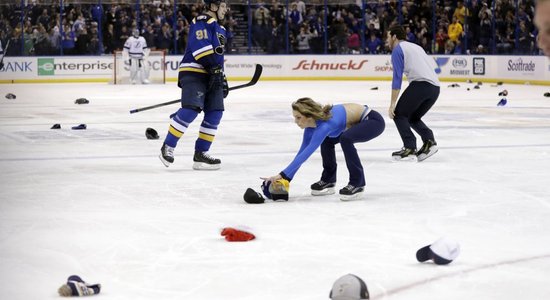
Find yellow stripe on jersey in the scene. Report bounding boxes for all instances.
[198,132,215,142]
[207,18,216,24]
[169,126,184,138]
[195,49,214,60]
[178,67,208,74]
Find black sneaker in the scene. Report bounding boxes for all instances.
[310,180,336,196]
[159,144,175,167]
[193,151,221,170]
[392,147,417,161]
[416,140,438,162]
[339,184,364,201]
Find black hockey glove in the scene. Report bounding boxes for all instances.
[222,74,229,98]
[208,65,224,93]
[0,61,4,70]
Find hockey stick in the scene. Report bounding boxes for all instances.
[129,64,263,114]
[0,40,10,70]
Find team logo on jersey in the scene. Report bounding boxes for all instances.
[215,32,226,55]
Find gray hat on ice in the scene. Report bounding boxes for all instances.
[329,274,369,300]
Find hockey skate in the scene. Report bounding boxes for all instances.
[392,147,417,162]
[159,144,175,167]
[339,185,364,201]
[192,151,221,170]
[416,140,438,162]
[310,180,335,196]
[142,79,150,84]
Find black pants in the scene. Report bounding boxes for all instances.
[394,81,440,149]
[320,110,385,187]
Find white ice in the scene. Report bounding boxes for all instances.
[0,80,550,300]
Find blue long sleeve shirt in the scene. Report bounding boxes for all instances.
[281,105,347,180]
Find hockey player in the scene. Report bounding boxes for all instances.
[123,28,150,84]
[159,0,229,170]
[262,98,385,201]
[386,25,440,162]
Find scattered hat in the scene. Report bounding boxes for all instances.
[448,83,460,88]
[467,88,470,91]
[329,274,369,300]
[496,81,503,85]
[51,123,61,129]
[544,92,550,97]
[416,237,460,265]
[498,89,508,97]
[75,98,89,104]
[497,98,507,106]
[477,81,483,85]
[243,188,265,204]
[145,127,159,140]
[72,124,87,130]
[261,179,289,201]
[466,79,473,83]
[473,85,480,89]
[220,226,256,242]
[58,275,101,297]
[5,93,16,99]
[370,87,378,90]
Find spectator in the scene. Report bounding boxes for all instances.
[142,24,156,50]
[435,27,448,54]
[75,27,90,54]
[518,21,534,54]
[448,16,463,43]
[61,24,76,55]
[495,30,512,54]
[103,23,115,54]
[347,31,360,54]
[296,24,316,54]
[268,19,284,54]
[117,25,130,50]
[406,26,416,43]
[453,1,466,24]
[48,26,61,54]
[155,23,172,52]
[365,32,383,54]
[479,11,491,49]
[330,17,348,54]
[288,3,303,35]
[37,8,50,29]
[444,39,455,54]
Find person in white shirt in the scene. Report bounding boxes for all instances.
[123,29,150,84]
[386,25,441,162]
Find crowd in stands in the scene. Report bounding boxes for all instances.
[0,0,541,56]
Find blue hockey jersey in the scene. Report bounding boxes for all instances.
[178,14,226,79]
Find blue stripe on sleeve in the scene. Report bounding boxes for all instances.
[391,44,404,90]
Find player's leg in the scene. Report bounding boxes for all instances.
[141,58,150,84]
[129,58,139,84]
[338,110,385,200]
[410,83,440,161]
[392,83,423,161]
[311,137,339,196]
[193,110,223,170]
[192,84,224,170]
[159,76,205,167]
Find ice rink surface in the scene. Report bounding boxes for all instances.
[0,80,549,299]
